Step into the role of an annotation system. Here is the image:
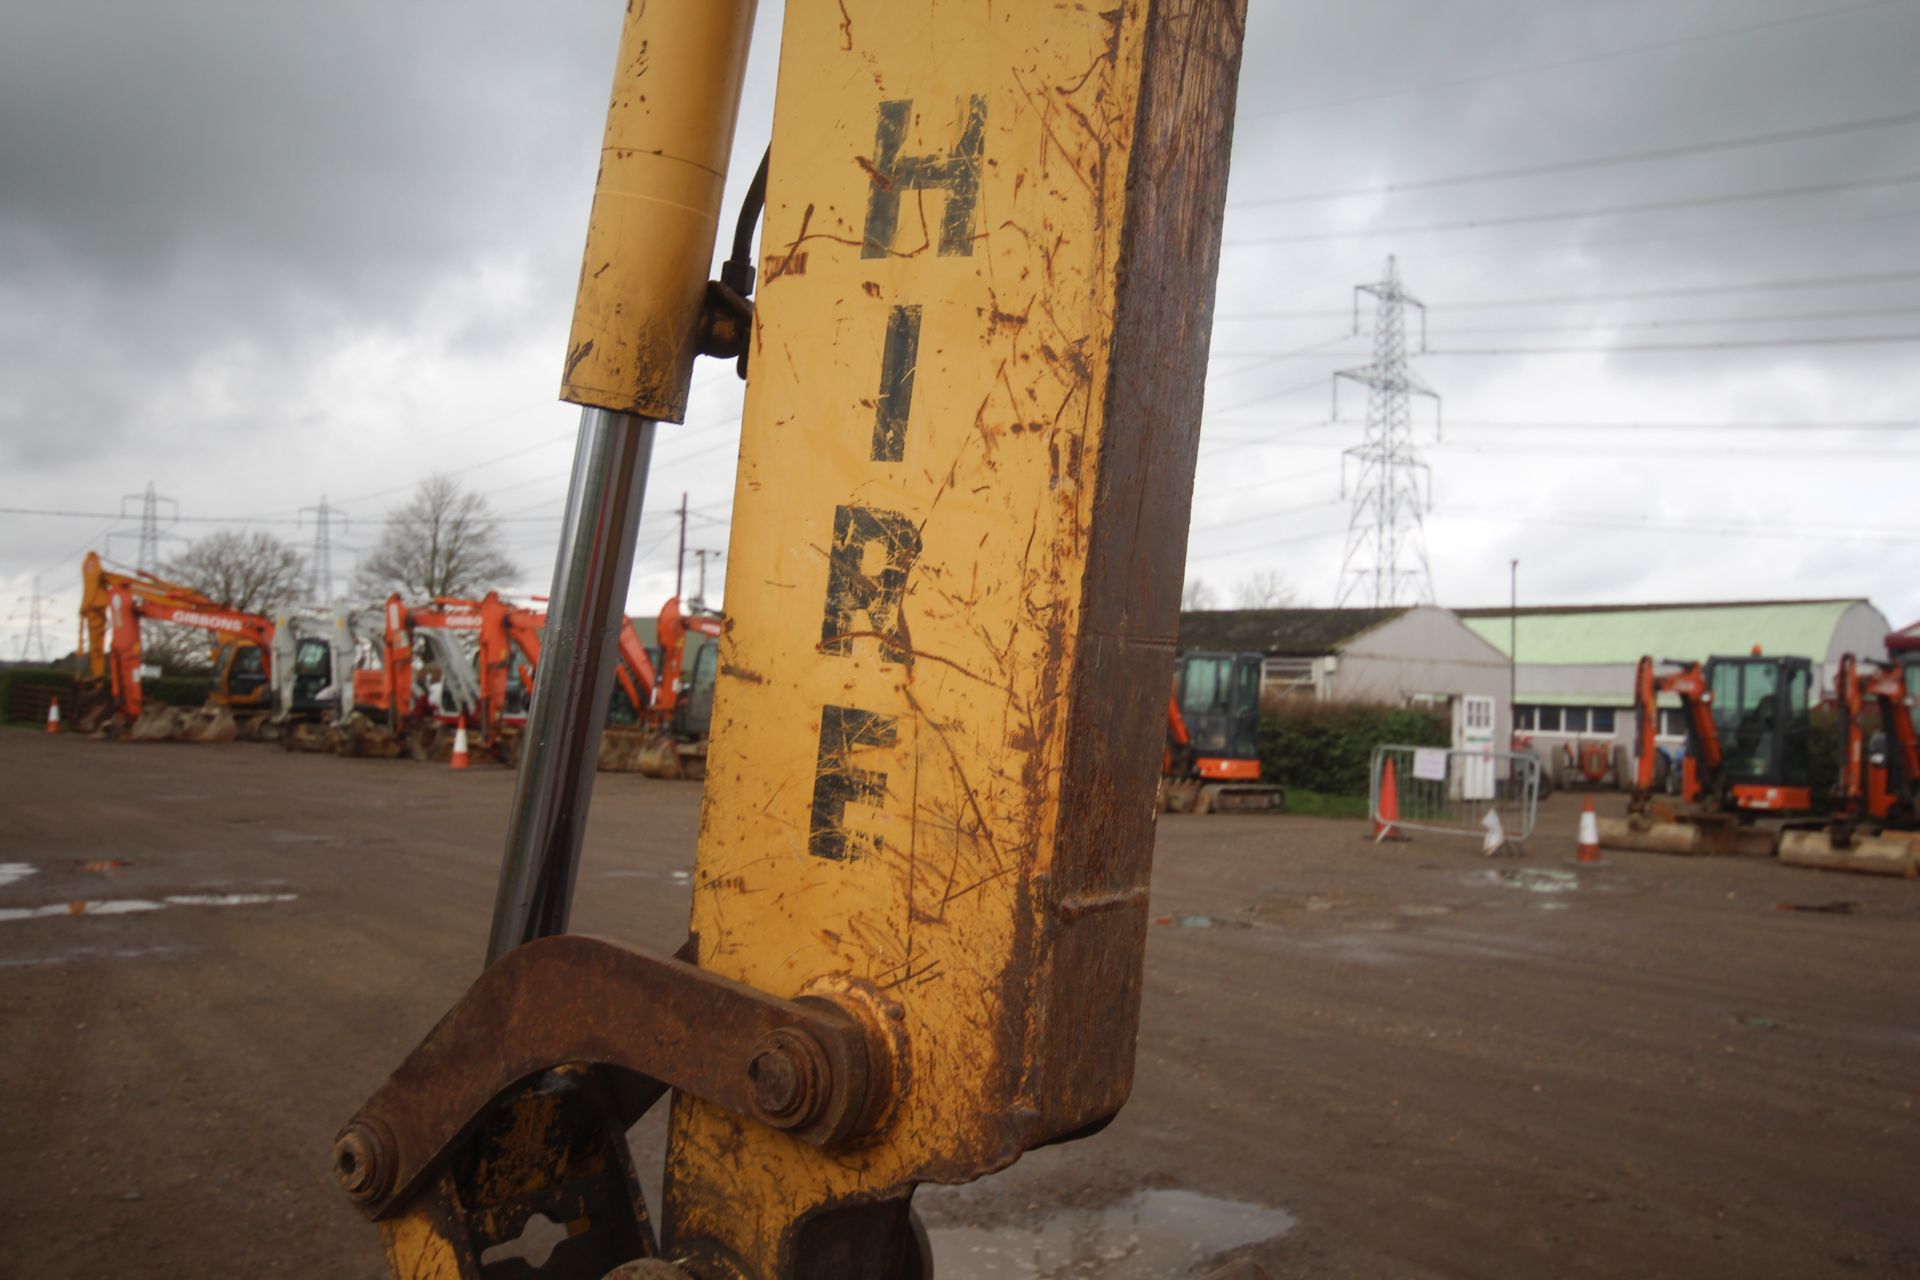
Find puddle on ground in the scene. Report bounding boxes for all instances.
[1152,915,1253,930]
[927,1189,1293,1279]
[0,863,36,888]
[0,893,297,923]
[1470,868,1579,895]
[0,944,185,968]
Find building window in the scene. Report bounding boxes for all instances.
[1659,708,1687,738]
[1535,706,1562,733]
[1260,657,1317,700]
[1516,706,1535,732]
[1591,708,1617,735]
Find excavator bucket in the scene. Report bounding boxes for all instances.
[125,705,187,742]
[1778,827,1920,877]
[335,714,409,760]
[232,712,273,742]
[282,719,337,754]
[634,732,686,780]
[174,705,239,744]
[596,728,656,774]
[1595,812,1775,858]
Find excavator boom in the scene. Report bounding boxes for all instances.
[337,2,1248,1276]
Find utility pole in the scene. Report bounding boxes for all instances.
[675,491,688,600]
[299,495,350,605]
[1509,558,1518,743]
[1332,257,1441,607]
[114,481,182,574]
[690,547,721,608]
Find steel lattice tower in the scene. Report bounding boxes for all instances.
[17,576,51,663]
[114,481,181,573]
[300,495,349,605]
[1332,257,1441,607]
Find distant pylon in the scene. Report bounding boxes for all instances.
[299,495,350,605]
[1332,257,1442,608]
[115,481,182,574]
[18,576,51,664]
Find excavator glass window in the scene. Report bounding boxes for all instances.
[1705,657,1811,788]
[1784,664,1811,786]
[292,638,332,708]
[225,643,269,703]
[1177,653,1258,760]
[1905,660,1920,736]
[679,642,719,741]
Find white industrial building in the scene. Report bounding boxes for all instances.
[1456,598,1892,785]
[1178,605,1513,759]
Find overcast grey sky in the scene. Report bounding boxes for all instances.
[4,0,1918,658]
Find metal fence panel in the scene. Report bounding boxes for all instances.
[1369,743,1540,846]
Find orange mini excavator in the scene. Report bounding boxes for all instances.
[1597,651,1814,857]
[1162,650,1285,814]
[1778,653,1920,876]
[76,550,283,741]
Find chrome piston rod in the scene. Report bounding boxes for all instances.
[485,406,655,966]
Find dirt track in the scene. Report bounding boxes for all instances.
[1,731,1915,1278]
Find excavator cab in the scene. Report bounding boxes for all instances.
[1177,652,1264,776]
[676,638,718,741]
[1163,652,1283,814]
[1698,654,1812,811]
[214,641,271,710]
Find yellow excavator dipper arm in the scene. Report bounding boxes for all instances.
[336,4,1247,1276]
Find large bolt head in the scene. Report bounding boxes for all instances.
[745,1027,827,1128]
[748,1046,803,1118]
[333,1119,394,1205]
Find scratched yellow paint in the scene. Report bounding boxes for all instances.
[668,0,1174,1263]
[380,1213,462,1279]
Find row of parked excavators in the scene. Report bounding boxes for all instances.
[71,551,720,779]
[1597,637,1920,876]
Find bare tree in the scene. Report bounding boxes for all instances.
[1181,578,1218,610]
[353,473,518,601]
[146,530,306,673]
[163,530,307,614]
[1233,569,1298,609]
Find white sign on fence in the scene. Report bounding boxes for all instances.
[137,664,163,680]
[1412,747,1449,782]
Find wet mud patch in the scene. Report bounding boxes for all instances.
[0,893,298,923]
[926,1188,1293,1278]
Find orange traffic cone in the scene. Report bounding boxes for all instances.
[449,716,470,770]
[1575,795,1603,864]
[45,697,60,734]
[1373,756,1406,843]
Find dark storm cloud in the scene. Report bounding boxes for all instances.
[0,0,620,469]
[2,0,1917,643]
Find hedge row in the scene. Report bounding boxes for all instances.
[1257,700,1450,796]
[0,668,213,723]
[0,668,75,724]
[1253,700,1845,803]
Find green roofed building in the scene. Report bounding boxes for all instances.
[1455,598,1890,786]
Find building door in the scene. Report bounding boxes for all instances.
[1455,694,1497,800]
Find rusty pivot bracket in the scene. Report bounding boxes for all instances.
[333,935,901,1278]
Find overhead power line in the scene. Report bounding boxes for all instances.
[1432,507,1920,545]
[1213,307,1920,352]
[1238,0,1911,122]
[1216,268,1920,321]
[1424,332,1920,355]
[1231,109,1920,210]
[1227,171,1920,247]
